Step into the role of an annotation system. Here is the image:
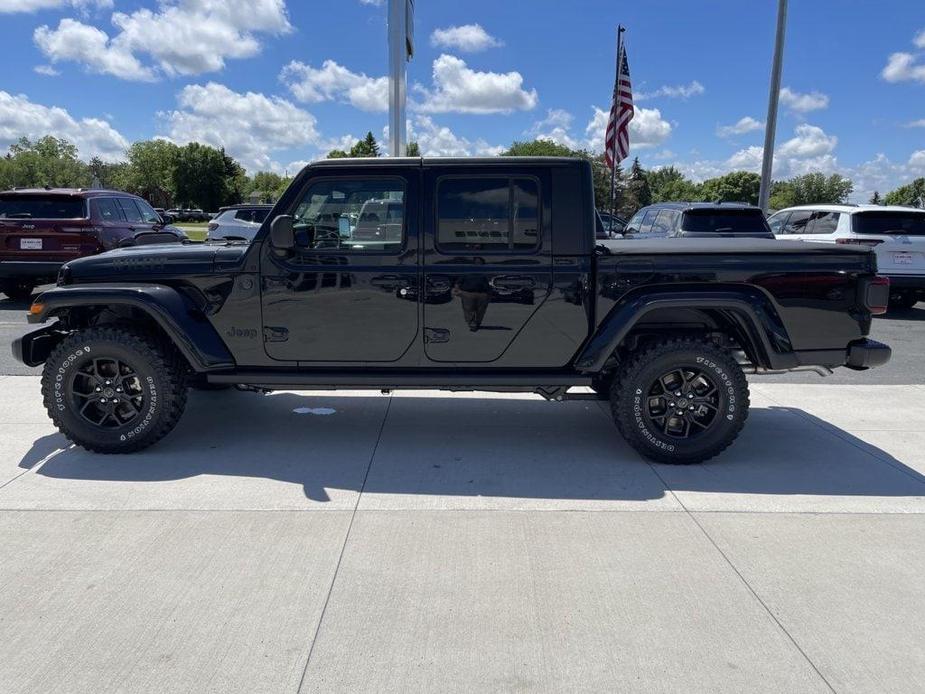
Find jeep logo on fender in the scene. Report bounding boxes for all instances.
[225,327,258,339]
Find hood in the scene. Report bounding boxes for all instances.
[61,242,248,284]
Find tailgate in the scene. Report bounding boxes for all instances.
[852,210,925,276]
[0,220,102,262]
[872,236,925,275]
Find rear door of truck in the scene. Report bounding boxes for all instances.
[421,164,553,362]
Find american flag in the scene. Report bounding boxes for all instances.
[604,37,634,171]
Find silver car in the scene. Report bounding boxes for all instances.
[206,205,273,241]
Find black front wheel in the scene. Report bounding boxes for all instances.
[41,327,188,453]
[611,337,749,464]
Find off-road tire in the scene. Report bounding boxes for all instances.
[41,326,188,453]
[610,337,749,464]
[0,280,35,302]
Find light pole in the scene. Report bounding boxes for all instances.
[388,0,414,157]
[758,0,788,212]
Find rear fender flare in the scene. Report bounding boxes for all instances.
[29,284,234,372]
[575,287,794,372]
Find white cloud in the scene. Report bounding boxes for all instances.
[406,116,503,157]
[717,116,764,138]
[916,29,925,49]
[585,105,672,152]
[779,87,829,113]
[906,119,925,128]
[34,18,156,81]
[358,0,383,5]
[0,90,128,161]
[637,81,704,100]
[33,64,60,76]
[414,54,538,114]
[527,109,583,150]
[0,0,111,12]
[910,150,925,171]
[430,24,502,52]
[882,52,925,84]
[34,0,291,81]
[778,123,837,158]
[280,60,388,112]
[161,82,320,172]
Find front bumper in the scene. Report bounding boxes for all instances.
[0,260,63,280]
[11,322,65,367]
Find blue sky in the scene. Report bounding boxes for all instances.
[0,0,923,199]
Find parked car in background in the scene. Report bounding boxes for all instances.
[154,208,174,224]
[206,204,273,241]
[769,204,925,309]
[166,208,210,223]
[0,188,185,301]
[597,210,627,238]
[623,202,775,239]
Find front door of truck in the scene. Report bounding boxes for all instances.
[422,166,552,362]
[260,168,419,362]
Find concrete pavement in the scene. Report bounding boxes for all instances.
[0,376,924,692]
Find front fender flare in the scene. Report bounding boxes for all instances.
[27,284,234,372]
[575,288,796,373]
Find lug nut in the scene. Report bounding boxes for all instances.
[689,406,695,411]
[675,391,682,397]
[95,386,102,392]
[688,393,694,399]
[100,398,107,403]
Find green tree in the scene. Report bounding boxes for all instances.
[776,173,854,206]
[250,171,285,203]
[884,178,925,207]
[869,191,882,205]
[120,139,180,205]
[646,165,700,203]
[699,171,762,205]
[350,132,381,158]
[326,149,350,159]
[406,141,421,156]
[617,158,652,218]
[172,142,244,211]
[1,136,91,189]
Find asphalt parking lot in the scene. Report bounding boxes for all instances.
[1,291,924,693]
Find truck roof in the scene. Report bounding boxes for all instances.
[308,156,587,169]
[0,188,141,198]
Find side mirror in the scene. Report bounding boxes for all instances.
[269,215,294,249]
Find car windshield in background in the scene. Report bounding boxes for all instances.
[0,196,85,219]
[682,209,769,234]
[852,211,925,236]
[252,209,270,224]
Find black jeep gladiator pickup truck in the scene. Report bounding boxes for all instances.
[12,157,891,464]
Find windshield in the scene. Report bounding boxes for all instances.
[852,211,925,236]
[0,195,85,219]
[681,209,770,234]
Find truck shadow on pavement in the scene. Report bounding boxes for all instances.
[17,390,925,503]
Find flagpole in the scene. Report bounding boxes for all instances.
[609,25,624,228]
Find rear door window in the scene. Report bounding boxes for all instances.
[810,211,840,234]
[436,177,540,252]
[852,211,925,236]
[117,198,143,223]
[91,198,123,222]
[783,210,813,234]
[0,196,85,219]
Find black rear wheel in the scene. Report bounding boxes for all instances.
[611,337,749,464]
[42,327,188,453]
[0,280,35,302]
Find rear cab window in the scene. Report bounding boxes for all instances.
[436,176,540,252]
[90,198,123,222]
[117,198,143,223]
[0,195,86,219]
[852,211,925,236]
[681,208,771,235]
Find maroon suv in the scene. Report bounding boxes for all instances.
[0,188,187,301]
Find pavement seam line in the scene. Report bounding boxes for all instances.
[644,461,838,694]
[758,386,925,488]
[294,394,393,693]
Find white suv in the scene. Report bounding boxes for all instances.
[206,204,273,242]
[769,204,925,309]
